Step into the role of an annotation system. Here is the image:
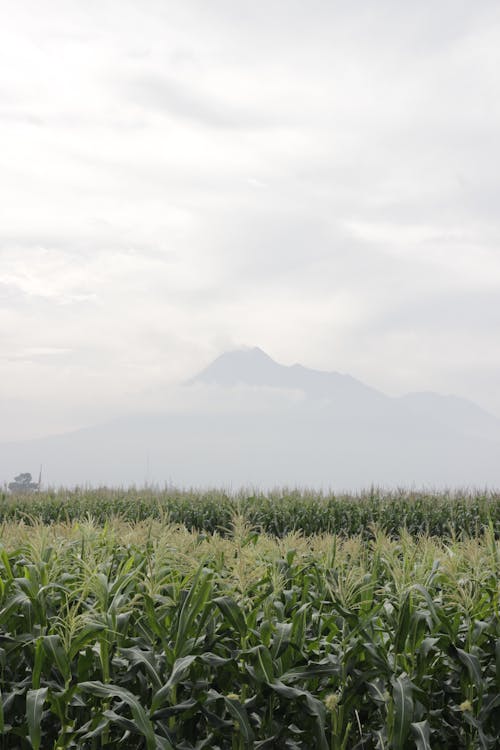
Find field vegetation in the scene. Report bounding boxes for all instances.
[1,507,499,748]
[1,487,500,538]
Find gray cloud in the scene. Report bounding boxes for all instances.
[121,73,279,130]
[1,0,500,443]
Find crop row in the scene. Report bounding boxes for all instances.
[2,487,500,537]
[1,518,499,748]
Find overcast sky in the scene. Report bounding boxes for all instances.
[2,0,500,439]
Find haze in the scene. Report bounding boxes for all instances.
[1,2,500,487]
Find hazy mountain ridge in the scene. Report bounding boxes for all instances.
[193,347,385,401]
[1,348,500,488]
[194,347,499,432]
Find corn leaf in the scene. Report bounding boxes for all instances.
[79,680,157,750]
[411,720,431,750]
[26,687,48,750]
[392,675,414,750]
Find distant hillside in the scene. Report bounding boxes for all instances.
[1,348,500,489]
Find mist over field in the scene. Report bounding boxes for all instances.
[2,348,500,489]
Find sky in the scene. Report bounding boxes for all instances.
[1,0,500,440]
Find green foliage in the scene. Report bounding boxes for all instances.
[2,486,500,538]
[1,519,500,747]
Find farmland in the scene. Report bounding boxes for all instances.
[2,487,500,537]
[1,491,500,748]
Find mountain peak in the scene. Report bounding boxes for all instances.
[238,346,273,361]
[192,347,281,387]
[191,347,383,401]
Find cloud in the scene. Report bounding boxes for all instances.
[121,72,278,130]
[0,0,500,441]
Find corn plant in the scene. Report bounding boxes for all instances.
[0,519,499,748]
[2,487,500,539]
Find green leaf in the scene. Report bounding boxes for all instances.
[245,645,274,683]
[26,687,48,750]
[0,547,13,581]
[151,655,198,712]
[0,591,30,624]
[32,638,44,690]
[42,634,70,682]
[164,653,198,690]
[102,709,138,733]
[213,596,247,637]
[411,585,444,630]
[280,661,340,684]
[363,642,391,675]
[0,686,4,734]
[418,637,440,659]
[68,622,105,660]
[79,680,157,750]
[367,679,388,706]
[79,717,111,740]
[199,652,232,668]
[411,720,431,750]
[456,648,483,691]
[271,621,292,658]
[268,681,328,750]
[290,603,309,652]
[394,590,412,653]
[479,693,500,722]
[224,696,255,744]
[151,698,197,721]
[120,646,162,690]
[175,569,213,657]
[392,675,414,750]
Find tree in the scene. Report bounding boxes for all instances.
[8,473,40,493]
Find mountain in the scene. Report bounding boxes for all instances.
[192,347,386,409]
[193,347,498,431]
[1,348,500,489]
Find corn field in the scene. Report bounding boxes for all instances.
[1,516,499,748]
[1,488,500,538]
